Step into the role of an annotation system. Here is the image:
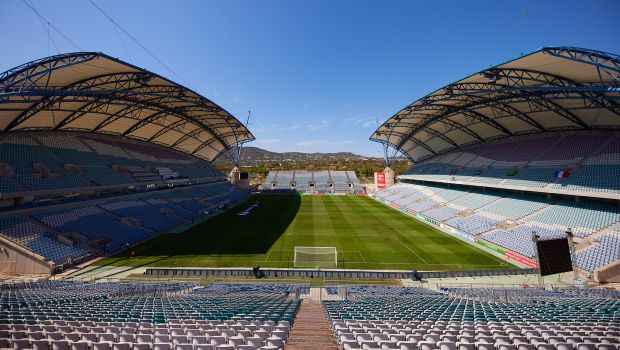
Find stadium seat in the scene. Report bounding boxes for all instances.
[375,178,620,270]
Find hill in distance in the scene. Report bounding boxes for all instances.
[214,146,378,167]
[214,146,412,184]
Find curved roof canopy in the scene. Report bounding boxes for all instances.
[0,52,254,161]
[371,47,620,163]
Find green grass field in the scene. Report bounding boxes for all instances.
[95,194,513,271]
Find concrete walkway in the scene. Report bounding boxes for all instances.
[63,264,151,280]
[285,302,338,350]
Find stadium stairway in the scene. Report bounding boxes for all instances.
[285,302,338,350]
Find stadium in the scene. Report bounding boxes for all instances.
[1,3,620,349]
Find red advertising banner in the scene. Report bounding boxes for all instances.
[376,172,386,189]
[505,251,538,268]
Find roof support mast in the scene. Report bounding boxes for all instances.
[376,114,399,168]
[234,110,251,167]
[221,110,251,167]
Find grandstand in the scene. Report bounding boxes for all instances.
[327,286,620,350]
[262,170,364,194]
[2,48,618,284]
[371,47,620,282]
[0,132,230,194]
[0,281,299,350]
[398,134,620,196]
[1,280,619,350]
[374,182,620,271]
[0,53,253,274]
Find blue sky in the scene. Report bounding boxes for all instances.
[1,0,619,156]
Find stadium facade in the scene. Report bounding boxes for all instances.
[371,47,620,282]
[0,52,253,274]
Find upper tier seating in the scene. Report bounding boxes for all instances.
[403,134,620,194]
[80,166,134,186]
[15,172,91,191]
[552,136,620,192]
[0,133,224,194]
[0,136,62,173]
[0,175,23,193]
[35,135,104,165]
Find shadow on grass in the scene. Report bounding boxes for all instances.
[105,194,301,261]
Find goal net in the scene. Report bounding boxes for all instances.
[294,246,338,268]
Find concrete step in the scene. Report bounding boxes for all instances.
[285,302,337,350]
[288,340,338,344]
[288,334,334,340]
[290,329,332,334]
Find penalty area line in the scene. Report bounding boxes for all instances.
[395,237,428,264]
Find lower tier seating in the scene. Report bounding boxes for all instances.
[0,282,299,350]
[1,183,249,265]
[325,288,620,350]
[575,233,620,272]
[0,218,88,264]
[263,169,363,194]
[375,182,620,272]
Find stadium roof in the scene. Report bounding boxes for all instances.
[0,52,254,161]
[370,46,620,163]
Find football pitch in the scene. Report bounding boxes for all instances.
[96,194,513,271]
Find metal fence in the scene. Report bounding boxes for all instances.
[145,267,538,279]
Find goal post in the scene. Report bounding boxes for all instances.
[294,246,338,268]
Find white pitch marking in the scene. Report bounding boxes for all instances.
[396,237,429,264]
